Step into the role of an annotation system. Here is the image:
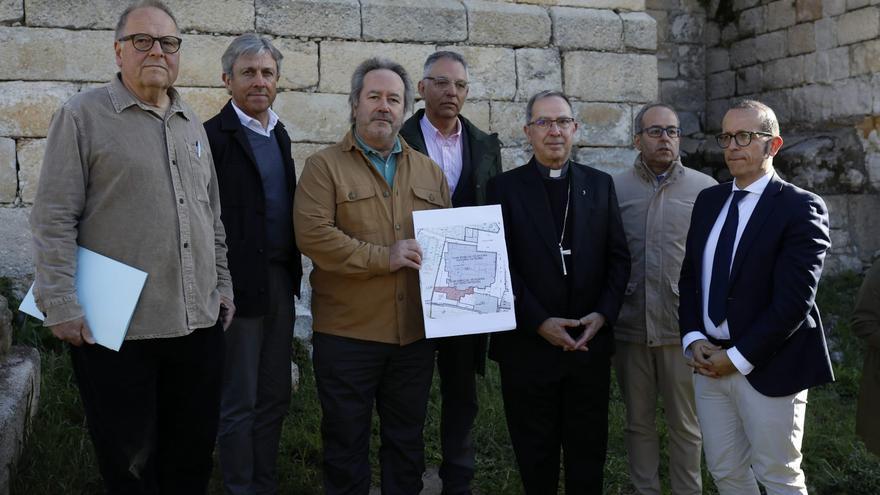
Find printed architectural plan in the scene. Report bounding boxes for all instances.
[413,205,516,338]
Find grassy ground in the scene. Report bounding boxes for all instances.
[5,272,880,494]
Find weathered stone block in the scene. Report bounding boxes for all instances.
[575,147,637,175]
[829,76,872,120]
[704,20,721,46]
[551,7,622,51]
[490,101,527,146]
[721,23,739,44]
[0,27,116,82]
[564,52,658,103]
[706,98,731,132]
[849,0,871,9]
[730,38,758,68]
[292,142,328,180]
[670,12,704,43]
[757,88,793,124]
[658,60,678,79]
[0,346,40,495]
[707,48,730,73]
[787,22,816,56]
[0,0,22,23]
[736,65,764,95]
[837,7,880,46]
[803,47,849,84]
[763,56,805,89]
[273,92,350,143]
[755,31,788,62]
[465,0,551,47]
[734,0,760,10]
[24,0,116,28]
[823,0,847,16]
[678,111,701,136]
[850,39,880,76]
[500,147,531,172]
[648,9,667,43]
[790,83,832,123]
[0,138,14,203]
[620,12,657,50]
[660,80,705,112]
[363,0,466,43]
[738,6,766,36]
[318,41,435,95]
[256,0,360,39]
[572,102,631,147]
[708,70,736,99]
[677,45,705,79]
[175,87,228,125]
[766,0,797,32]
[813,18,837,51]
[437,45,517,100]
[796,0,823,21]
[166,0,255,33]
[849,193,880,258]
[515,48,563,101]
[16,138,44,204]
[0,82,78,138]
[0,207,31,278]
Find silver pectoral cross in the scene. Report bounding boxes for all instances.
[559,244,571,276]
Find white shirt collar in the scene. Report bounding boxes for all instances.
[231,100,278,137]
[732,169,772,195]
[420,114,462,140]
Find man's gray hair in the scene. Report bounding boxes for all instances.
[422,51,469,79]
[115,0,178,40]
[221,34,283,78]
[633,102,679,134]
[525,90,572,123]
[349,57,414,124]
[729,99,780,135]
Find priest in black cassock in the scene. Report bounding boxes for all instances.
[486,90,630,494]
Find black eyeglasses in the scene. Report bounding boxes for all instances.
[527,117,576,130]
[641,126,681,138]
[118,33,183,54]
[715,131,774,148]
[424,77,469,92]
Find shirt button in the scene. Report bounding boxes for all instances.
[397,294,404,301]
[348,192,356,200]
[183,242,189,248]
[178,198,184,204]
[395,224,401,230]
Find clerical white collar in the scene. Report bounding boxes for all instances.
[536,159,570,180]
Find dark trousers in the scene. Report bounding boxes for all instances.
[69,323,224,495]
[499,356,611,494]
[219,264,294,495]
[436,334,481,495]
[312,332,435,495]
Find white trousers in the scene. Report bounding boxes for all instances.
[694,373,809,495]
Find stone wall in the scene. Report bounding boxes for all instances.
[646,0,880,273]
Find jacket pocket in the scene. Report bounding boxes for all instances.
[335,184,380,236]
[412,186,446,210]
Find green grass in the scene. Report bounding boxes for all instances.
[5,272,880,494]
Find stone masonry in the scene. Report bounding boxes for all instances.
[0,0,656,325]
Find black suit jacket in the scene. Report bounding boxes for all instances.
[678,173,834,397]
[204,100,302,317]
[399,109,502,207]
[486,159,630,370]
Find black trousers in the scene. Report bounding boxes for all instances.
[312,332,435,495]
[69,323,224,495]
[436,334,482,494]
[499,355,611,494]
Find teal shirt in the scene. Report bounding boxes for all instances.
[354,130,402,187]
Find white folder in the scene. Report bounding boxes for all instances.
[19,247,148,351]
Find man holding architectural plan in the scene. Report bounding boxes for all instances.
[399,50,502,495]
[29,1,232,493]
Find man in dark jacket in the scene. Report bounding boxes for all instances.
[203,34,302,495]
[399,50,502,495]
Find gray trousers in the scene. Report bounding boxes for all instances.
[218,264,295,495]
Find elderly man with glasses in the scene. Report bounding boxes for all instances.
[611,103,716,495]
[486,90,630,493]
[29,1,233,493]
[679,100,833,494]
[398,50,502,495]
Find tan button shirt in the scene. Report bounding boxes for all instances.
[30,75,232,339]
[294,130,451,345]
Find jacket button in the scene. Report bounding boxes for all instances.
[429,193,435,201]
[383,191,390,198]
[397,294,404,301]
[348,192,356,200]
[395,224,401,230]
